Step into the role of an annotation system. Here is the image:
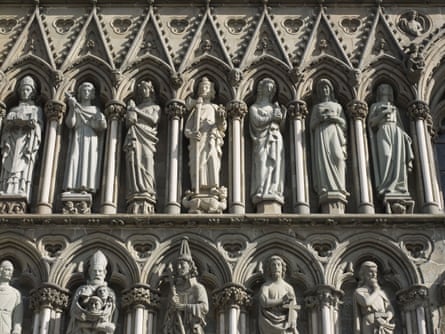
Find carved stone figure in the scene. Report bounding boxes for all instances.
[67,251,117,334]
[310,78,348,212]
[249,78,285,211]
[353,261,395,334]
[259,255,298,334]
[123,80,160,213]
[0,76,43,204]
[399,10,425,36]
[0,260,23,334]
[63,82,107,194]
[368,84,414,213]
[183,77,227,213]
[164,239,208,334]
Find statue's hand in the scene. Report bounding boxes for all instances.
[190,131,201,141]
[68,96,77,109]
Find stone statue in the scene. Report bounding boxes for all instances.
[63,82,107,194]
[249,78,285,210]
[399,10,424,36]
[0,260,23,334]
[0,76,43,202]
[183,77,227,213]
[353,261,395,334]
[123,80,160,213]
[258,255,298,334]
[310,78,348,212]
[67,251,117,334]
[368,84,413,200]
[164,238,208,334]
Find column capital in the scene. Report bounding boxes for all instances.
[304,285,343,309]
[212,284,252,310]
[45,100,66,122]
[408,100,434,136]
[347,100,368,120]
[105,100,126,121]
[287,100,308,120]
[29,283,70,312]
[396,285,428,311]
[166,99,187,120]
[122,284,159,310]
[226,100,248,120]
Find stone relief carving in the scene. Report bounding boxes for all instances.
[110,18,132,34]
[353,261,395,334]
[183,77,227,213]
[368,83,414,213]
[398,10,429,37]
[62,82,107,213]
[282,18,303,34]
[0,18,17,34]
[249,78,285,212]
[67,251,117,334]
[0,260,23,334]
[259,255,299,334]
[168,19,189,34]
[53,18,75,34]
[226,18,247,34]
[340,17,361,34]
[163,238,208,334]
[310,78,348,213]
[0,76,43,211]
[123,80,160,214]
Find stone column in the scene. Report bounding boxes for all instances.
[36,100,66,214]
[29,283,70,334]
[408,101,441,213]
[213,284,252,334]
[305,285,343,334]
[0,100,6,133]
[346,100,374,213]
[122,284,159,334]
[101,100,125,213]
[227,100,247,214]
[288,100,310,213]
[165,99,186,214]
[397,285,428,334]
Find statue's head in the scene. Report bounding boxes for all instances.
[257,78,276,100]
[376,83,394,103]
[197,76,215,101]
[176,238,198,279]
[77,82,96,101]
[88,250,108,285]
[358,261,379,286]
[0,260,14,282]
[316,78,335,101]
[267,255,286,280]
[137,80,155,102]
[18,75,37,101]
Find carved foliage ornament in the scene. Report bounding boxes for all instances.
[30,285,70,311]
[122,286,159,309]
[213,285,252,309]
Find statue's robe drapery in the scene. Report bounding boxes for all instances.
[0,286,22,334]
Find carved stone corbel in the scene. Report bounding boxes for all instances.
[212,284,252,311]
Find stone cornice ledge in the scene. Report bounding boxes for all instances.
[0,214,444,227]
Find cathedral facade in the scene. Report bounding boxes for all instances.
[0,0,444,333]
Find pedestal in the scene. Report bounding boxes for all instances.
[319,191,348,214]
[0,194,27,214]
[383,193,415,214]
[182,187,227,213]
[61,192,92,214]
[256,199,283,214]
[127,193,156,214]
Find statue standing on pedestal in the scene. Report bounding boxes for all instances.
[353,261,395,334]
[0,260,23,334]
[258,255,298,334]
[0,76,43,202]
[64,82,107,194]
[183,77,227,213]
[67,250,117,334]
[123,80,160,213]
[164,239,208,334]
[249,78,285,209]
[310,78,348,212]
[368,84,413,202]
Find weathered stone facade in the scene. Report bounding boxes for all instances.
[0,0,445,333]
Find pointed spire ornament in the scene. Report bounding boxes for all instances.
[90,250,108,269]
